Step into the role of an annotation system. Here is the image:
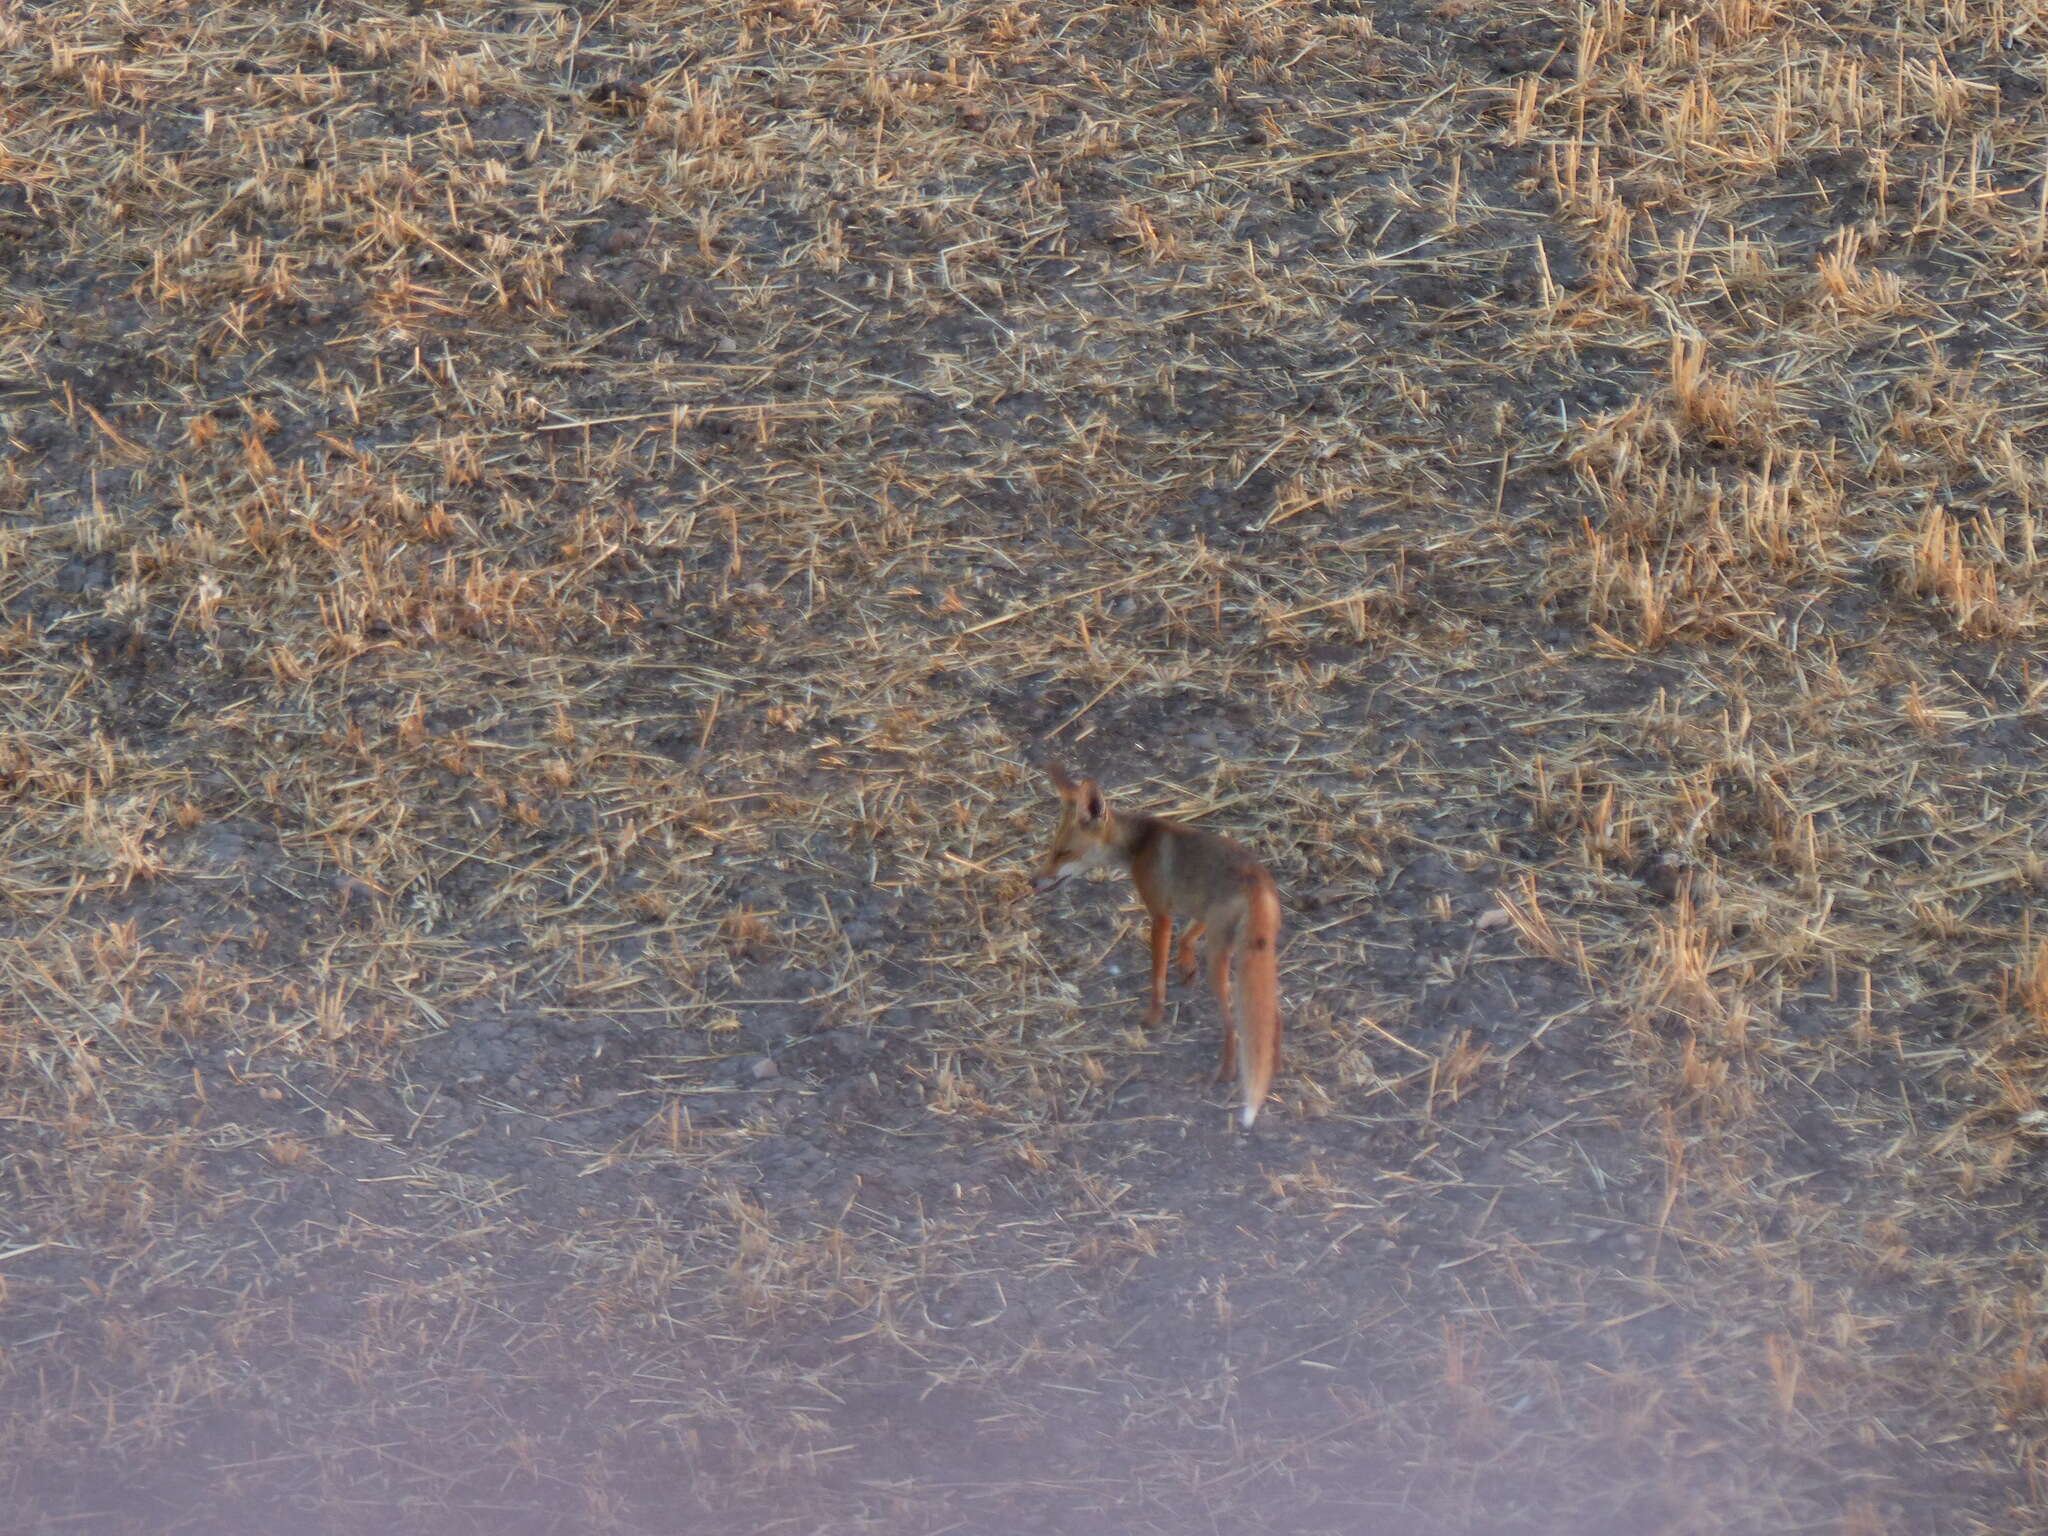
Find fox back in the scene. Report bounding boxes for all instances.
[1127,819,1267,923]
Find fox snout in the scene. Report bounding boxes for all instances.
[1032,868,1072,895]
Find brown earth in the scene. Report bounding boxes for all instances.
[4,1,2048,1532]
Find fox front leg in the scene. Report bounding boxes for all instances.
[1145,911,1173,1029]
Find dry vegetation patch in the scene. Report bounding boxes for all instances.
[4,0,2048,1531]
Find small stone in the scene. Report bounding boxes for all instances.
[749,1056,780,1080]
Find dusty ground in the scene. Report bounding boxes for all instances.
[5,0,2048,1531]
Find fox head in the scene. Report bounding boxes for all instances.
[1033,764,1117,895]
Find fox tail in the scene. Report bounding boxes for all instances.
[1233,882,1282,1128]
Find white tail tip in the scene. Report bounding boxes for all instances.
[1239,1103,1258,1129]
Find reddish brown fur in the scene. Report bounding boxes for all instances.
[1032,765,1284,1127]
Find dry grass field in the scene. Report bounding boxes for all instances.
[5,0,2048,1530]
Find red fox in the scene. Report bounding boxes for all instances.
[1031,764,1283,1128]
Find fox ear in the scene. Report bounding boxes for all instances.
[1045,762,1077,797]
[1078,780,1106,824]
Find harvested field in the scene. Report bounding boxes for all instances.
[6,0,2048,1531]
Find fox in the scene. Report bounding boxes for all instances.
[1031,763,1284,1128]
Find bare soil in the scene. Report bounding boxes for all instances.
[5,1,2048,1532]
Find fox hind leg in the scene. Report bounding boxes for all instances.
[1176,922,1206,985]
[1208,941,1235,1084]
